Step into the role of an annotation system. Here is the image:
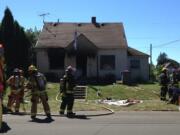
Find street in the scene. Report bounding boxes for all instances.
[1,111,180,135]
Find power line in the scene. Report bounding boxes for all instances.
[153,39,180,48]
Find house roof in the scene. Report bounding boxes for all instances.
[128,47,149,57]
[66,34,98,57]
[35,22,128,49]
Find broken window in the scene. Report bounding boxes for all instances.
[48,48,65,69]
[100,55,115,70]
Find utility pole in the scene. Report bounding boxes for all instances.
[39,13,50,23]
[150,44,152,66]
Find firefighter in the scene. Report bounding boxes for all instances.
[6,68,25,113]
[19,70,25,104]
[26,65,51,120]
[0,57,4,100]
[168,69,179,104]
[0,44,6,108]
[159,68,169,101]
[0,44,5,129]
[0,57,5,101]
[170,69,179,88]
[59,66,76,117]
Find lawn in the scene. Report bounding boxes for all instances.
[3,82,178,113]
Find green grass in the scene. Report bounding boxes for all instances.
[2,82,179,113]
[87,83,161,100]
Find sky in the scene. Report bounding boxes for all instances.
[0,0,180,64]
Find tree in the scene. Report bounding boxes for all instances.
[25,28,40,65]
[156,52,179,80]
[157,52,179,67]
[25,27,40,47]
[167,58,179,68]
[157,52,168,66]
[149,64,156,81]
[13,21,31,71]
[0,7,32,76]
[0,7,15,76]
[0,23,2,42]
[18,27,31,73]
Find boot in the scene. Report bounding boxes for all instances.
[46,113,52,119]
[31,115,36,120]
[67,112,76,118]
[59,111,65,116]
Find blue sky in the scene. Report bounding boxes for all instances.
[0,0,180,64]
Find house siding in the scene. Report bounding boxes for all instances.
[128,56,149,82]
[36,49,149,82]
[36,49,64,77]
[98,49,128,79]
[36,49,49,72]
[87,57,97,77]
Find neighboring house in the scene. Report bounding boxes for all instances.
[35,17,149,82]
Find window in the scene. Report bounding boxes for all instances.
[130,60,140,69]
[48,48,65,69]
[100,55,115,70]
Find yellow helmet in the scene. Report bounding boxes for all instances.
[28,65,37,71]
[162,68,168,72]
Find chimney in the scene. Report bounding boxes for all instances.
[91,17,96,24]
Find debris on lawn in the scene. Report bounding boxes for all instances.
[97,99,143,106]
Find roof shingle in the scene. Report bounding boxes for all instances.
[35,22,128,49]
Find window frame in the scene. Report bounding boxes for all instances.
[100,55,115,70]
[130,59,140,69]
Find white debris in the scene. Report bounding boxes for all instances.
[98,99,143,106]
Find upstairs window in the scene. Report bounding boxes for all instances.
[100,55,115,70]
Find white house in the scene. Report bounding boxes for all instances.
[35,17,149,82]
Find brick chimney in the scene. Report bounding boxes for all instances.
[91,17,96,24]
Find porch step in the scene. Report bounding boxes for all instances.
[74,86,87,100]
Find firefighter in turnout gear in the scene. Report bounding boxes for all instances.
[59,66,76,117]
[7,68,25,113]
[19,70,25,104]
[159,68,170,101]
[168,69,180,104]
[170,69,179,88]
[26,65,51,120]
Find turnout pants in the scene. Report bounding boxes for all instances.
[31,92,50,117]
[7,91,21,112]
[60,94,74,114]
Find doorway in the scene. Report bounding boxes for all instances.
[76,54,87,77]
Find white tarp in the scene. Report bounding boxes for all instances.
[98,99,143,106]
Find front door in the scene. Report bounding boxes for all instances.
[76,54,87,77]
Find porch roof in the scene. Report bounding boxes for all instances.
[128,47,149,57]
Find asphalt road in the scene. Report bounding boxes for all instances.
[1,111,180,135]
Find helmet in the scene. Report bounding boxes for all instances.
[13,68,19,73]
[66,66,73,72]
[19,69,24,75]
[19,69,23,73]
[28,65,37,71]
[162,68,168,72]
